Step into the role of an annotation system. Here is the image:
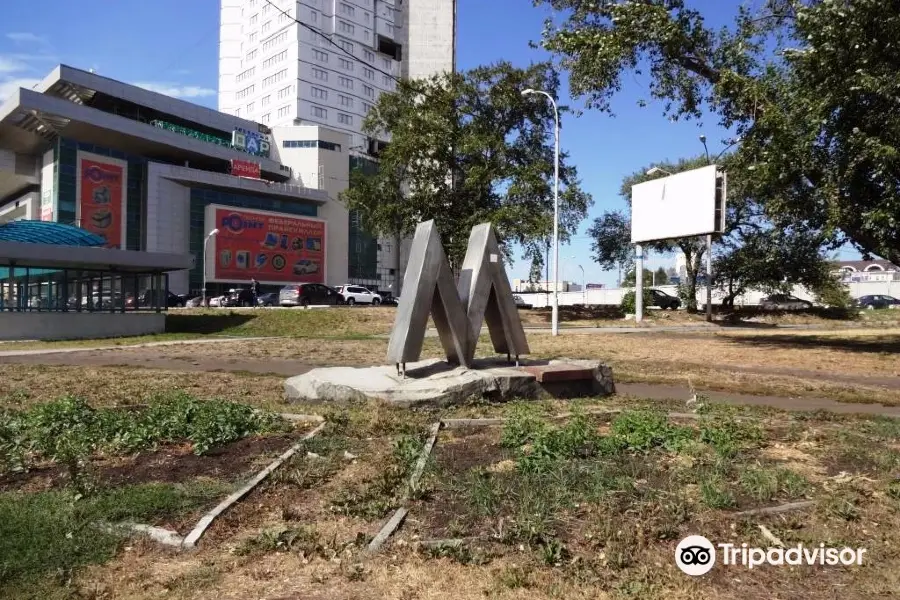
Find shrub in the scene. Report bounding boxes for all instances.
[620,289,653,314]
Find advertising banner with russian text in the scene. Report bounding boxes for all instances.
[77,154,125,248]
[212,207,326,284]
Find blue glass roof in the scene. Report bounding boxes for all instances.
[0,220,106,247]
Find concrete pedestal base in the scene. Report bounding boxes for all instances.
[284,358,615,407]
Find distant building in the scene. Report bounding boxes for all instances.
[835,260,900,283]
[512,279,577,293]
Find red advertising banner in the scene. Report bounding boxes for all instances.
[213,208,326,284]
[231,159,261,179]
[79,158,124,248]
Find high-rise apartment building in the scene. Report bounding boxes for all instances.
[219,0,456,293]
[220,0,455,149]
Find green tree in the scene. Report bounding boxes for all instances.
[528,255,544,285]
[621,266,654,289]
[537,0,900,266]
[341,61,592,269]
[654,267,669,286]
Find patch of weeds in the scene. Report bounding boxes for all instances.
[699,416,763,457]
[236,526,321,556]
[860,416,900,440]
[163,563,222,594]
[539,538,570,566]
[822,492,861,521]
[608,410,694,453]
[699,472,736,509]
[0,481,226,593]
[887,480,900,501]
[500,403,549,448]
[330,434,424,519]
[517,413,602,474]
[423,542,494,565]
[496,565,532,590]
[1,394,288,485]
[739,467,809,502]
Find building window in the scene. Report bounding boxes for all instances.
[339,40,354,54]
[278,105,291,118]
[247,101,255,112]
[384,23,393,35]
[339,76,353,89]
[363,67,374,79]
[246,49,258,61]
[313,48,328,62]
[311,106,327,119]
[282,140,342,152]
[340,2,355,16]
[262,2,271,14]
[363,102,372,114]
[235,107,241,117]
[310,9,317,22]
[277,84,293,99]
[339,94,353,107]
[338,113,353,125]
[311,86,328,100]
[261,20,271,33]
[261,113,270,123]
[249,32,257,43]
[339,57,353,71]
[365,29,370,41]
[236,67,256,82]
[382,74,392,86]
[262,68,288,87]
[262,30,287,51]
[363,84,374,98]
[364,12,370,23]
[339,20,355,34]
[250,13,258,24]
[235,84,255,100]
[262,49,288,69]
[364,49,374,61]
[313,67,328,81]
[278,9,292,23]
[382,58,390,69]
[261,94,271,106]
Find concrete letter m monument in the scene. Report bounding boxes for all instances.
[387,220,529,375]
[284,221,613,406]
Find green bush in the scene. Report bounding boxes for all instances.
[620,289,653,314]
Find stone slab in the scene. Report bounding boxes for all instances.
[520,365,596,383]
[284,358,614,407]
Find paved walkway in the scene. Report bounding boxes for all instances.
[3,347,900,417]
[0,336,276,358]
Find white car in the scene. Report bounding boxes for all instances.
[335,285,382,306]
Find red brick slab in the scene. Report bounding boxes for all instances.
[519,364,595,383]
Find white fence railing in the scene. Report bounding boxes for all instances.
[515,280,900,308]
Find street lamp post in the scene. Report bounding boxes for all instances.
[202,228,219,307]
[570,256,585,305]
[522,88,560,336]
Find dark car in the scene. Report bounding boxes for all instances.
[279,283,344,307]
[649,289,681,310]
[856,294,900,310]
[224,288,255,307]
[759,294,813,311]
[127,290,185,309]
[257,292,278,307]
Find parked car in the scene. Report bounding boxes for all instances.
[224,288,255,307]
[649,289,681,310]
[127,290,184,309]
[335,285,382,306]
[208,295,226,307]
[279,283,344,307]
[185,295,204,308]
[512,294,533,309]
[759,294,813,311]
[855,294,900,310]
[257,292,278,307]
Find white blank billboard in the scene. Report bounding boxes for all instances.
[631,164,725,243]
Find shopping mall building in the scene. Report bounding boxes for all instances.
[0,64,383,298]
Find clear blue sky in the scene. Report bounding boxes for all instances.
[0,0,860,286]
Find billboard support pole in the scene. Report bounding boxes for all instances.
[706,234,713,322]
[635,244,643,323]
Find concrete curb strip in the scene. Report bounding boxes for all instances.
[733,500,816,517]
[181,420,328,549]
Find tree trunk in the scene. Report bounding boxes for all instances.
[394,233,402,297]
[681,241,706,312]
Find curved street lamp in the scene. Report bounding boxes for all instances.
[202,228,219,307]
[522,88,560,335]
